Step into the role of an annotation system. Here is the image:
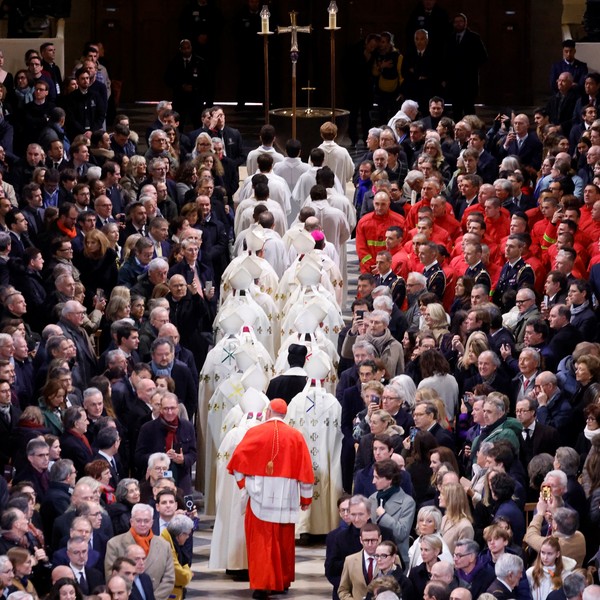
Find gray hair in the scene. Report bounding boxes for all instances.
[115,478,139,503]
[518,287,536,301]
[353,341,376,357]
[544,469,568,489]
[564,573,588,599]
[372,285,392,298]
[401,100,420,115]
[553,507,579,536]
[106,348,127,366]
[61,300,83,317]
[369,310,390,326]
[0,333,12,347]
[67,535,88,551]
[417,506,442,531]
[148,452,170,469]
[368,127,382,139]
[407,271,427,287]
[50,459,74,483]
[405,170,425,185]
[148,258,169,273]
[520,347,540,367]
[7,593,34,600]
[495,553,523,579]
[479,350,501,368]
[555,447,579,477]
[349,494,369,508]
[26,438,49,457]
[83,387,102,401]
[148,130,167,143]
[493,178,513,195]
[131,503,154,519]
[454,538,480,555]
[377,594,400,600]
[373,295,394,313]
[484,395,506,415]
[166,514,194,537]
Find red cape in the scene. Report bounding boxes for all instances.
[227,419,314,484]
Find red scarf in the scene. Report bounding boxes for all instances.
[161,416,180,451]
[70,429,92,453]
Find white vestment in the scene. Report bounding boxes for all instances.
[213,291,276,359]
[220,252,280,303]
[246,146,285,176]
[291,167,346,221]
[273,157,311,193]
[318,140,354,184]
[234,197,287,237]
[237,172,291,216]
[286,381,343,534]
[209,411,265,569]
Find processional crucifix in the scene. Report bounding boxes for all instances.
[277,11,311,139]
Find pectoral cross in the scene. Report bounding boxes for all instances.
[277,11,311,138]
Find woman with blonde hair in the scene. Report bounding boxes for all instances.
[121,233,141,262]
[191,132,213,158]
[408,533,443,597]
[439,482,474,552]
[423,303,450,345]
[526,536,575,600]
[455,331,489,392]
[407,506,454,570]
[355,409,404,473]
[120,154,147,202]
[422,139,452,183]
[75,229,118,307]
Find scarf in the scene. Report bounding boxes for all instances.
[584,425,600,441]
[570,301,589,316]
[151,360,173,377]
[376,485,399,508]
[69,429,92,453]
[130,527,154,556]
[56,220,77,238]
[161,416,180,451]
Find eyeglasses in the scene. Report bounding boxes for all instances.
[453,552,472,558]
[374,554,391,559]
[515,299,530,305]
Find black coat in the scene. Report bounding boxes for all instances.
[60,430,94,477]
[152,359,198,420]
[40,481,71,540]
[136,417,197,494]
[129,573,156,600]
[266,373,308,405]
[106,501,134,536]
[0,404,21,472]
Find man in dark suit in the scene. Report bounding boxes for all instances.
[499,114,543,171]
[547,304,583,367]
[148,338,197,420]
[93,426,124,489]
[549,39,588,93]
[124,547,157,600]
[111,556,156,600]
[486,553,524,600]
[147,217,171,260]
[546,72,579,136]
[65,536,105,593]
[414,401,454,449]
[0,378,20,475]
[58,301,98,393]
[136,392,196,494]
[196,105,247,168]
[40,458,76,540]
[444,13,488,120]
[533,371,572,439]
[266,344,308,405]
[516,397,560,471]
[13,438,49,501]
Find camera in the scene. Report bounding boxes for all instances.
[184,494,195,512]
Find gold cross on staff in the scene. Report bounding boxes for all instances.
[301,80,316,112]
[277,11,311,55]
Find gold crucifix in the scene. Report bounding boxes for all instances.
[301,81,316,115]
[277,11,311,138]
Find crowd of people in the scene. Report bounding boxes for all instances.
[0,1,596,599]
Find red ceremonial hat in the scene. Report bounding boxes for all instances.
[269,398,288,415]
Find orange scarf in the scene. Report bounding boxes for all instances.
[130,528,154,556]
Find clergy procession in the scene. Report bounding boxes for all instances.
[4,1,600,599]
